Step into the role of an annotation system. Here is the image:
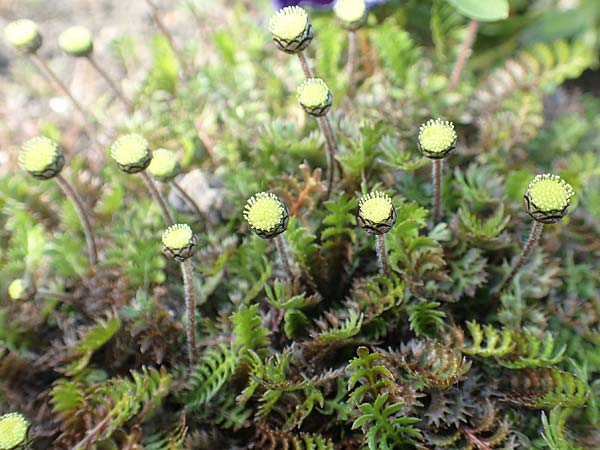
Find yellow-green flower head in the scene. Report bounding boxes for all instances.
[0,412,29,450]
[19,136,65,180]
[243,192,289,239]
[334,0,367,30]
[524,174,574,224]
[161,223,198,261]
[4,19,42,53]
[269,6,314,54]
[297,78,333,117]
[8,279,25,301]
[110,134,151,174]
[358,191,397,235]
[147,148,180,182]
[417,118,457,159]
[58,26,93,57]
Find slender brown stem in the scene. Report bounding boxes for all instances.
[318,115,341,198]
[55,174,98,265]
[171,180,203,221]
[347,30,358,96]
[448,20,479,91]
[375,234,390,275]
[498,221,544,295]
[140,171,175,225]
[86,54,133,111]
[181,259,198,366]
[297,52,314,79]
[432,159,443,223]
[29,52,101,152]
[274,235,294,281]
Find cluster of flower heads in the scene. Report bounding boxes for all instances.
[4,18,94,57]
[524,173,574,223]
[0,412,29,450]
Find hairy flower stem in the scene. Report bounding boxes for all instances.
[55,174,98,266]
[171,180,203,221]
[297,52,313,79]
[274,235,294,281]
[432,159,443,223]
[448,20,479,91]
[498,221,544,294]
[29,52,101,152]
[375,234,390,275]
[347,30,358,96]
[181,259,198,366]
[140,171,175,226]
[86,54,133,111]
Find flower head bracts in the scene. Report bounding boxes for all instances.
[19,136,65,180]
[297,78,333,117]
[334,0,367,30]
[147,148,180,182]
[58,26,93,57]
[110,134,151,174]
[417,118,457,159]
[358,191,397,235]
[524,174,574,224]
[0,412,29,450]
[4,19,42,53]
[244,192,289,239]
[269,6,314,54]
[162,224,198,261]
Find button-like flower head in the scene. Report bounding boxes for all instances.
[524,174,574,224]
[297,78,333,117]
[110,134,151,174]
[269,6,314,54]
[0,412,29,450]
[147,148,180,183]
[58,26,93,57]
[162,223,198,261]
[358,191,397,235]
[4,19,42,53]
[243,192,289,239]
[417,118,457,159]
[19,136,65,180]
[334,0,367,30]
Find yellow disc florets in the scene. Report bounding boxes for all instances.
[244,192,288,238]
[8,279,25,301]
[269,6,309,42]
[58,26,93,56]
[19,136,64,179]
[358,191,397,235]
[297,78,330,108]
[526,174,573,213]
[359,192,393,224]
[162,224,194,250]
[418,119,457,158]
[4,19,41,52]
[0,412,29,450]
[110,134,151,174]
[334,0,367,27]
[147,148,180,182]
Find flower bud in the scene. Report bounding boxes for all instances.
[4,19,42,53]
[162,223,198,262]
[297,78,333,117]
[147,148,180,183]
[110,134,151,174]
[269,6,314,54]
[524,174,574,224]
[417,118,457,159]
[243,192,289,239]
[358,191,397,235]
[58,26,93,57]
[0,412,29,450]
[334,0,367,30]
[19,136,65,180]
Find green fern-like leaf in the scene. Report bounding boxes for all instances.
[184,344,239,412]
[408,301,446,338]
[232,303,270,352]
[541,407,584,450]
[462,321,516,358]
